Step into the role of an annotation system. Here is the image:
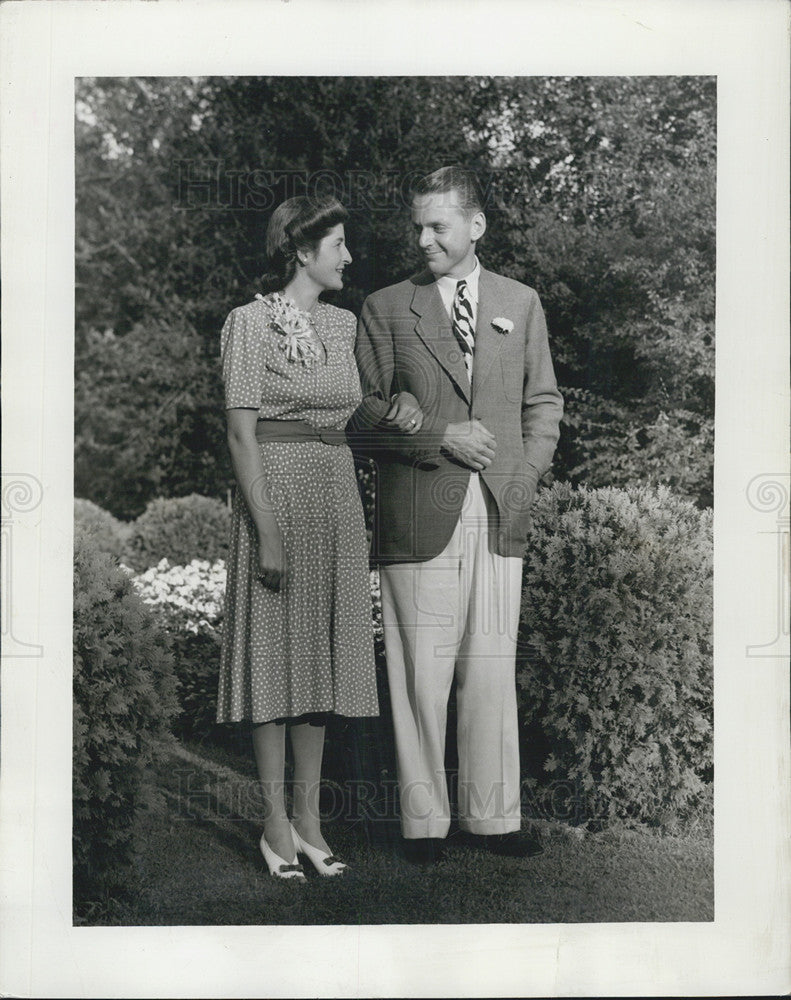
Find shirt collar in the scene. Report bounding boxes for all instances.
[436,256,480,304]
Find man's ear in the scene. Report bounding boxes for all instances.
[471,210,486,242]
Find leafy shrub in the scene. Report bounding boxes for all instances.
[560,388,714,509]
[131,558,225,740]
[125,493,230,571]
[170,625,225,740]
[518,482,712,831]
[74,497,130,560]
[73,529,178,919]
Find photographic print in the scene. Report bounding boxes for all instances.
[2,2,788,997]
[73,74,716,928]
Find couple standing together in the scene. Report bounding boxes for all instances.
[217,165,564,880]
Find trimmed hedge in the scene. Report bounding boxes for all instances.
[74,497,129,560]
[518,482,712,831]
[73,529,178,919]
[125,493,231,571]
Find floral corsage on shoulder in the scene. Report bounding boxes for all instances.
[256,291,318,367]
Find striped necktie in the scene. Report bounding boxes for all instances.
[451,278,475,379]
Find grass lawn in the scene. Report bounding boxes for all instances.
[85,740,713,926]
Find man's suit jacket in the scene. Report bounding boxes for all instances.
[351,266,563,563]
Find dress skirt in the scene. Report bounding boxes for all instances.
[217,439,379,724]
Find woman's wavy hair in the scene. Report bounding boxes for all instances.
[260,195,348,294]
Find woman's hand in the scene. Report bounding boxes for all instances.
[383,391,424,435]
[256,524,287,591]
[226,410,286,591]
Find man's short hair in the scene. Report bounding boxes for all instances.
[411,165,485,218]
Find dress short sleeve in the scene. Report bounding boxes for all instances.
[220,305,267,410]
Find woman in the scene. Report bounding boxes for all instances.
[217,195,380,881]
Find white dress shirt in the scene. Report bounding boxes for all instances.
[435,256,481,325]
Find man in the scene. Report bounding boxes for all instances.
[352,166,563,863]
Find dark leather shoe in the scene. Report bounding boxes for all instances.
[403,838,445,865]
[483,830,544,858]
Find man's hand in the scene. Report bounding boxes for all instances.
[441,420,497,471]
[383,391,424,435]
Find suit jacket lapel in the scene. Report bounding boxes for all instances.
[410,276,471,402]
[472,269,507,395]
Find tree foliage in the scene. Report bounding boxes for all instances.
[75,76,715,516]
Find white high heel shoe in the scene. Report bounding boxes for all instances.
[259,832,306,881]
[290,824,348,877]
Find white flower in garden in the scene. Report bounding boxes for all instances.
[131,558,228,635]
[132,555,381,641]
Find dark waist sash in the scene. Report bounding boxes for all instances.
[255,418,348,446]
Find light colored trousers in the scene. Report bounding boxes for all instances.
[379,474,523,839]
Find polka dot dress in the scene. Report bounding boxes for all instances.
[216,293,379,724]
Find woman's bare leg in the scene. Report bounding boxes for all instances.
[290,716,332,853]
[252,720,296,862]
